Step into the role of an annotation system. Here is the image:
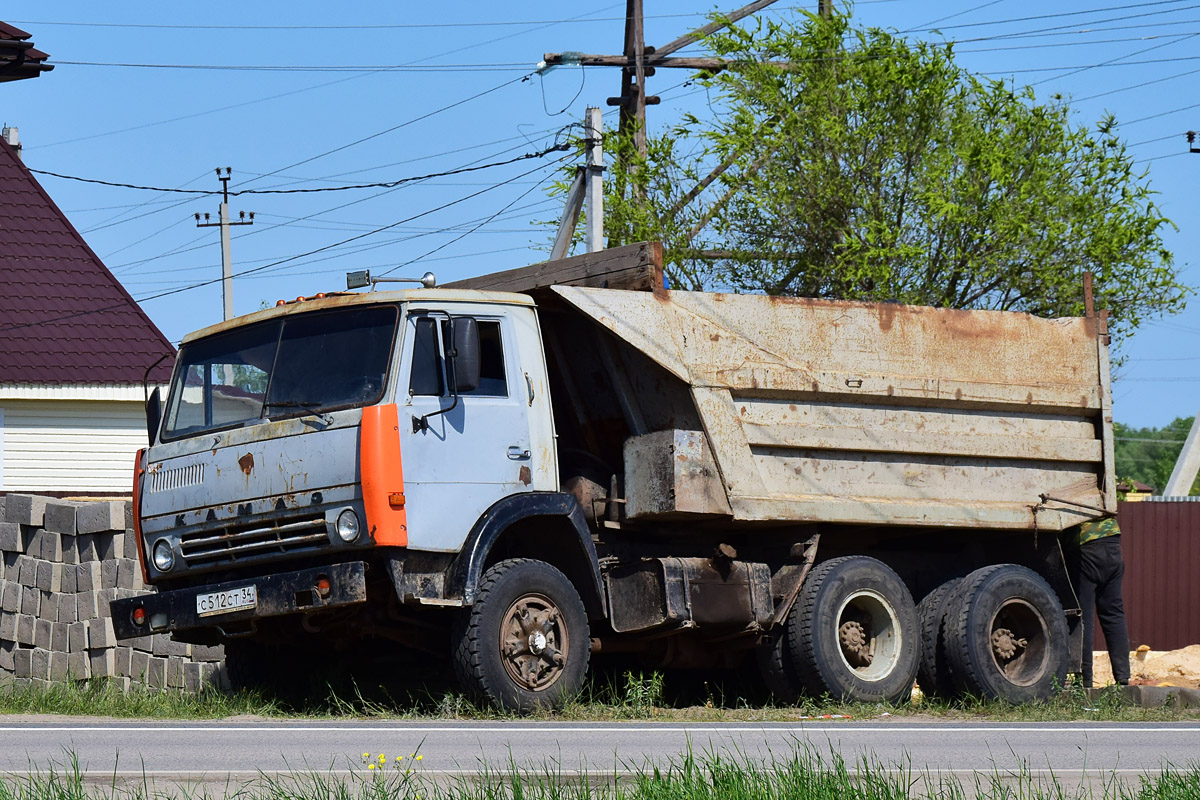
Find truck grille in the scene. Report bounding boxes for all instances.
[180,514,328,569]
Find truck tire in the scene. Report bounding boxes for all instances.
[915,578,961,700]
[756,630,803,705]
[786,556,919,704]
[943,564,1068,703]
[451,558,590,713]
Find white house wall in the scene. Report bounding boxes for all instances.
[0,399,145,494]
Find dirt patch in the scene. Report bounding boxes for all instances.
[1091,645,1200,689]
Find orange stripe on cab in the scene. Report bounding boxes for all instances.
[360,403,408,546]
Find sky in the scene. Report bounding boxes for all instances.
[3,1,1198,430]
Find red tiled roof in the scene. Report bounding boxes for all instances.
[0,137,175,385]
[0,22,53,82]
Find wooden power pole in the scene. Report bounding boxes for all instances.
[542,0,787,198]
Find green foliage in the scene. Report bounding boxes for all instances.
[1114,417,1199,495]
[592,10,1186,339]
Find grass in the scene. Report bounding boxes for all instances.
[1,745,1199,800]
[0,667,1197,722]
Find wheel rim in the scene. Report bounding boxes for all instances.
[835,589,903,682]
[987,598,1049,687]
[499,592,569,691]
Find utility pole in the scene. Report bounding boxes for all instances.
[542,0,788,198]
[195,167,254,321]
[551,107,606,259]
[1189,131,1199,154]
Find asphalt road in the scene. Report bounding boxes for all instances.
[1,719,1198,784]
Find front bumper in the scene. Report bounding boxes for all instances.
[111,562,368,640]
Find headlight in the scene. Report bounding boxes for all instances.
[336,509,361,543]
[152,540,175,572]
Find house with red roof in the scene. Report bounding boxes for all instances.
[1,26,174,495]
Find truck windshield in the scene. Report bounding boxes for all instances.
[161,306,398,440]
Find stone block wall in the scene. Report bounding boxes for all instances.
[1,494,225,691]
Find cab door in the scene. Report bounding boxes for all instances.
[396,307,534,551]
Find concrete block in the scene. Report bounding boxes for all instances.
[152,635,171,657]
[183,661,203,693]
[4,495,48,527]
[97,588,118,618]
[34,619,52,650]
[75,592,97,621]
[1,580,20,613]
[38,592,58,622]
[60,535,79,566]
[20,585,39,617]
[78,501,127,535]
[189,643,225,662]
[168,636,189,658]
[37,560,63,593]
[61,564,77,594]
[167,656,185,688]
[78,535,100,563]
[50,622,68,652]
[77,562,102,593]
[89,648,115,678]
[15,614,35,646]
[128,635,154,652]
[146,656,167,689]
[57,596,77,624]
[88,618,116,650]
[68,621,88,652]
[3,551,18,581]
[13,647,32,678]
[67,651,90,680]
[17,555,37,586]
[36,530,63,563]
[0,640,14,672]
[0,611,16,642]
[43,502,79,536]
[130,650,150,682]
[101,560,119,590]
[0,522,24,553]
[114,646,131,677]
[49,650,68,681]
[116,559,139,590]
[30,647,50,680]
[206,662,230,691]
[22,532,41,560]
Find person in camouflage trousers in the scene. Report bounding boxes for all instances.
[1066,517,1131,686]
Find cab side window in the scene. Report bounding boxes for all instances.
[408,317,444,396]
[466,320,507,397]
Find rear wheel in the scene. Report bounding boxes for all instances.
[452,558,590,713]
[915,578,962,700]
[943,564,1068,703]
[786,556,919,704]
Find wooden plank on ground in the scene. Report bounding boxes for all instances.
[445,241,663,294]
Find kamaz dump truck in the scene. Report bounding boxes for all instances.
[112,242,1114,710]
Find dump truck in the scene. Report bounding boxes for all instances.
[112,242,1114,710]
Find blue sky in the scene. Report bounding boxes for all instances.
[4,1,1198,429]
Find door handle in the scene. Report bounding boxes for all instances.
[507,446,531,460]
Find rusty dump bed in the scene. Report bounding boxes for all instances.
[553,286,1114,532]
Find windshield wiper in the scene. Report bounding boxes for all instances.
[263,400,334,425]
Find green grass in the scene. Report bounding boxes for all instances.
[1,745,1198,800]
[0,669,1196,722]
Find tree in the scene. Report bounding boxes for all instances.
[594,10,1186,340]
[1114,417,1198,495]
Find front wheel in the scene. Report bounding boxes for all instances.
[787,556,919,704]
[452,558,590,713]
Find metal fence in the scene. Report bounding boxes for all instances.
[1110,499,1200,650]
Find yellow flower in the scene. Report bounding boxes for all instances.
[395,756,403,762]
[368,764,376,771]
[415,755,423,761]
[378,754,386,764]
[361,752,370,760]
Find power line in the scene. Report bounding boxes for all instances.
[30,142,571,196]
[901,0,1197,33]
[9,13,706,31]
[1029,31,1200,85]
[55,60,533,72]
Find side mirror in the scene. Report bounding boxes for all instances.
[451,317,481,393]
[145,387,162,445]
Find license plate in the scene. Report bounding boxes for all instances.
[196,585,257,617]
